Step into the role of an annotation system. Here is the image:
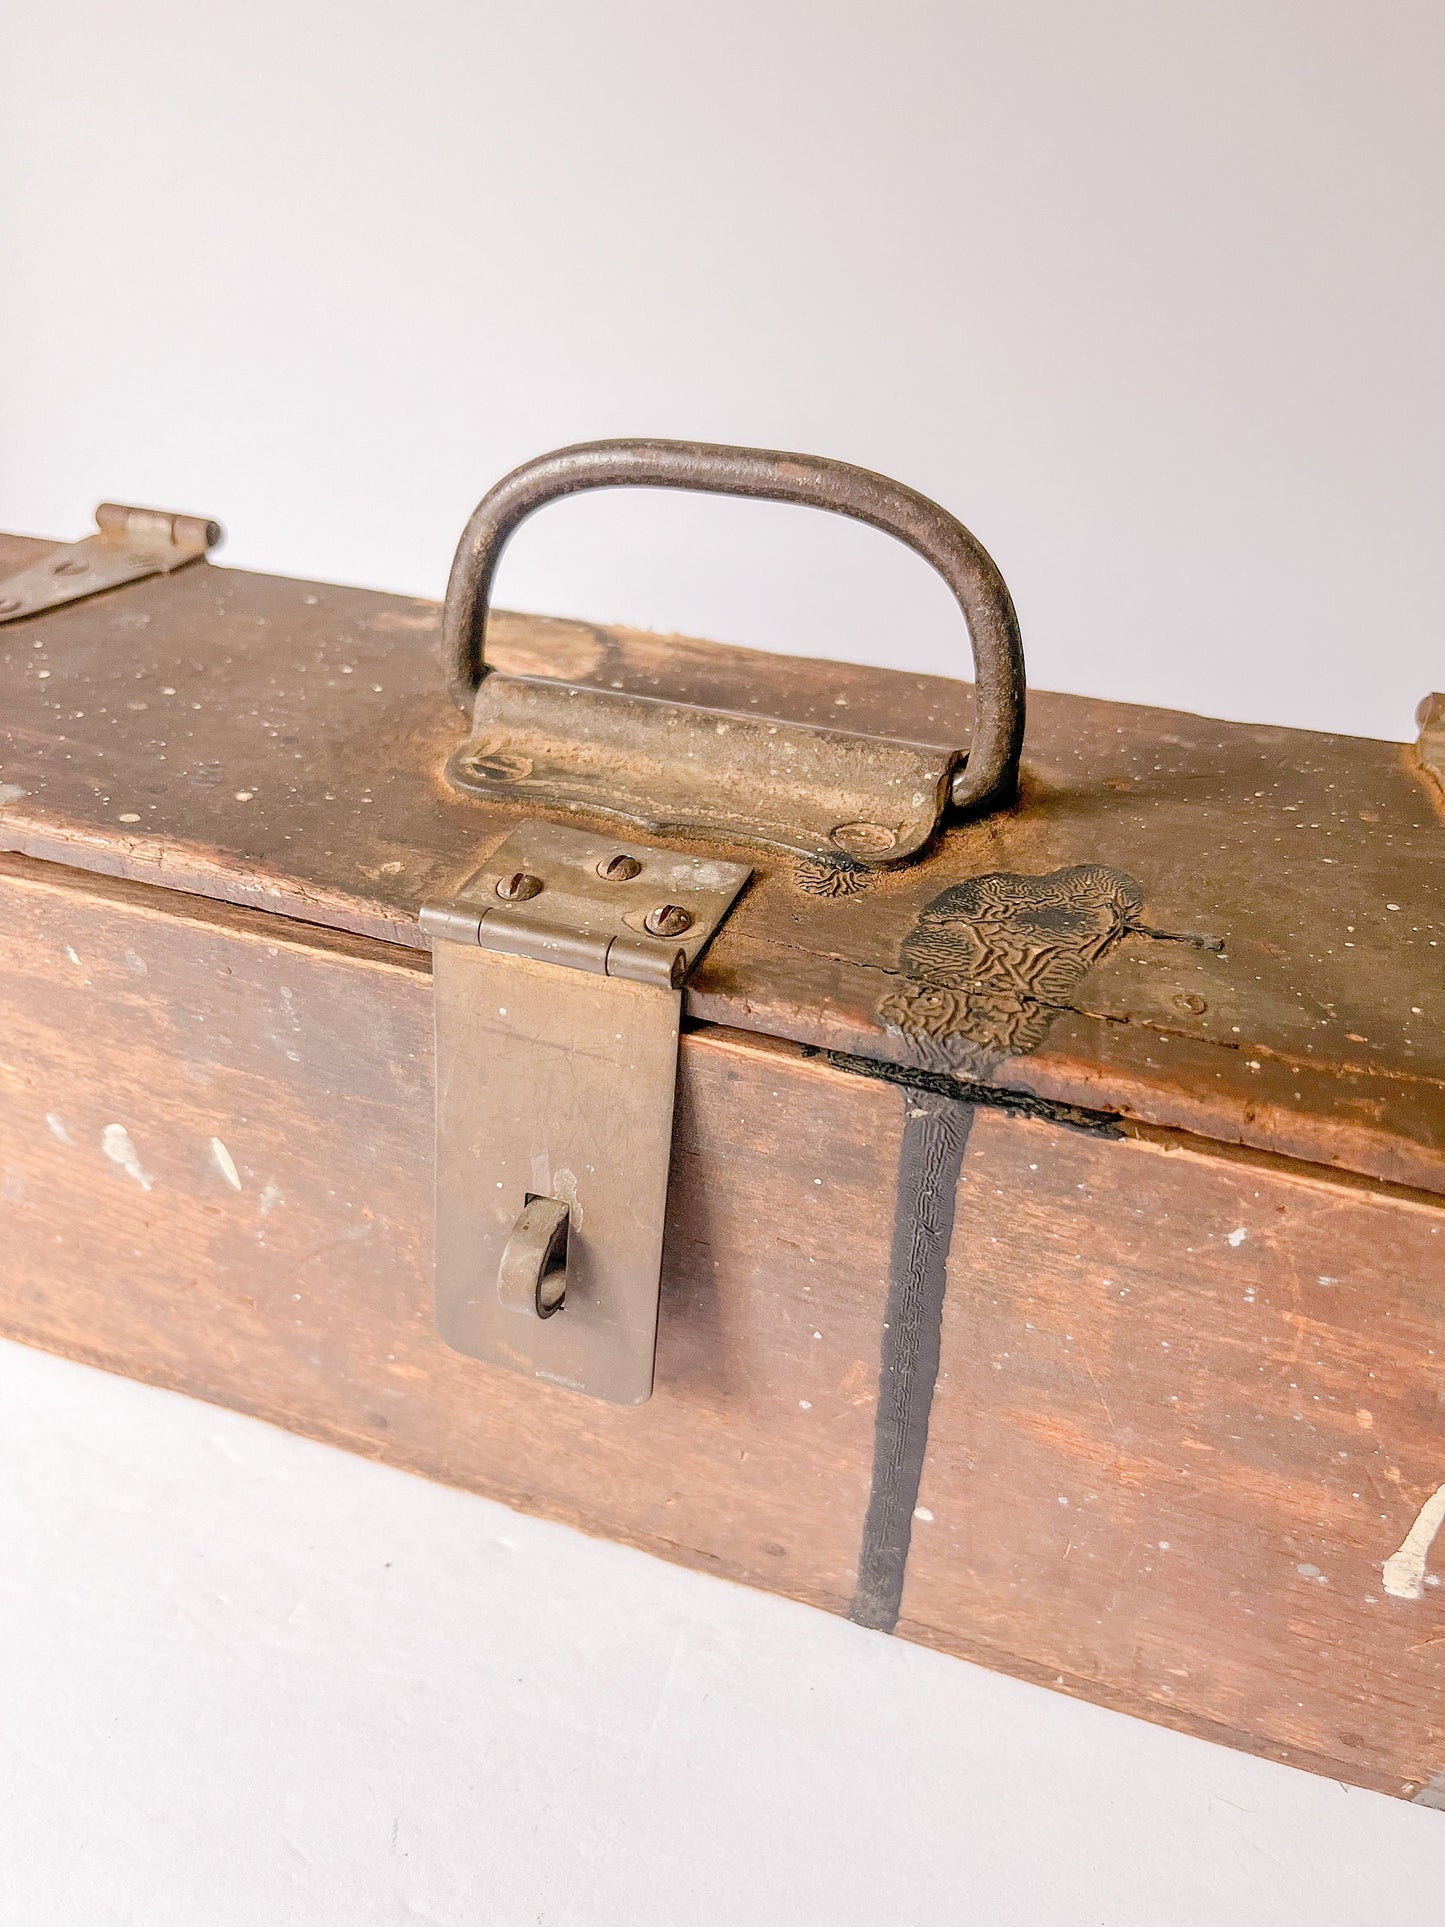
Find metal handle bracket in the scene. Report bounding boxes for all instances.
[441,440,1025,864]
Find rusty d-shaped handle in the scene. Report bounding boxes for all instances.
[441,439,1026,816]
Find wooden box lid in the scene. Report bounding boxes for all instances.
[0,529,1440,1194]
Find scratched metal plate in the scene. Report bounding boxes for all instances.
[428,820,751,1406]
[446,671,957,865]
[0,505,218,625]
[432,946,680,1404]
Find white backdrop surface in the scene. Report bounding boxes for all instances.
[1,1,1441,739]
[1,1339,1442,1927]
[1,3,1442,1921]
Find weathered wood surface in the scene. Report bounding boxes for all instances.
[0,851,1440,1802]
[0,534,1440,1194]
[903,1115,1445,1799]
[0,854,887,1616]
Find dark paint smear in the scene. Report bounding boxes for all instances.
[849,1089,973,1633]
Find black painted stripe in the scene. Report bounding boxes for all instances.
[849,1088,973,1633]
[823,1047,1122,1138]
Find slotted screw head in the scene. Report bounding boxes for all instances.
[495,871,544,901]
[644,903,692,937]
[598,853,642,881]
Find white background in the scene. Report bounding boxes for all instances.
[1,3,1442,1920]
[2,1,1442,740]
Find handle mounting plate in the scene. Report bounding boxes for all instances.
[446,672,958,866]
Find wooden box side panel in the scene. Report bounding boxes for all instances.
[904,1112,1445,1802]
[1,854,1442,1805]
[0,858,899,1615]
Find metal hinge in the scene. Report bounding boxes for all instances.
[421,819,750,1405]
[1418,692,1445,800]
[0,503,221,625]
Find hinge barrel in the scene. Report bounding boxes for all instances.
[0,502,221,626]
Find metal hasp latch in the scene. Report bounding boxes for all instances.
[421,819,751,1405]
[440,439,1026,867]
[0,503,221,624]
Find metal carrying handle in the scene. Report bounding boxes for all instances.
[442,439,1026,815]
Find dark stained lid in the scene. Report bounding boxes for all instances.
[0,532,1440,1194]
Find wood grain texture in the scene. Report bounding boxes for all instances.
[0,531,1439,1193]
[902,1110,1445,1801]
[0,851,1439,1800]
[0,854,890,1614]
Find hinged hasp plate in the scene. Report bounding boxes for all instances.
[421,819,751,1404]
[0,503,221,625]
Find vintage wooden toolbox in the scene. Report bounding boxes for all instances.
[0,442,1441,1805]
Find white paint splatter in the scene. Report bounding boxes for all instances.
[44,1113,74,1146]
[101,1124,153,1191]
[210,1137,242,1190]
[551,1166,583,1228]
[1226,1227,1247,1247]
[913,1506,934,1524]
[0,782,27,805]
[1383,1482,1445,1600]
[64,946,83,968]
[259,1182,283,1216]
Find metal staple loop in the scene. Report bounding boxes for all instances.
[441,439,1026,818]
